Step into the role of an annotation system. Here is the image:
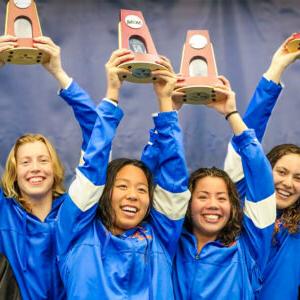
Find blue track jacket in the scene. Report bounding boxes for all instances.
[57,86,190,300]
[0,190,67,300]
[173,129,275,300]
[224,77,300,300]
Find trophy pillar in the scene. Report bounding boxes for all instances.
[118,9,166,83]
[174,30,227,105]
[0,0,49,64]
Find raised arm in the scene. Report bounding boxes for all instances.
[209,76,276,274]
[56,49,132,256]
[143,57,191,258]
[224,35,300,197]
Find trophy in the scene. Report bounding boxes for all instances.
[0,0,49,64]
[174,30,227,105]
[118,9,167,83]
[286,32,300,53]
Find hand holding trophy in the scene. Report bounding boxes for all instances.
[0,0,49,64]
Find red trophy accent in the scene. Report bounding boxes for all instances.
[0,0,49,64]
[174,30,227,105]
[118,9,166,83]
[286,32,300,53]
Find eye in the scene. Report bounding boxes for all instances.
[21,161,30,165]
[218,197,227,202]
[137,187,148,194]
[197,195,207,201]
[116,184,127,190]
[294,176,300,182]
[276,169,286,176]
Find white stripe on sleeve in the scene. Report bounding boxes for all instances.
[244,193,276,228]
[69,169,104,211]
[153,184,191,220]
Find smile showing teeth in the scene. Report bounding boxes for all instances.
[277,189,292,198]
[121,206,138,214]
[203,214,219,221]
[28,177,43,184]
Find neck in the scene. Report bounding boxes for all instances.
[193,229,217,252]
[23,194,53,222]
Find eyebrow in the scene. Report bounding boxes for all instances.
[115,178,148,186]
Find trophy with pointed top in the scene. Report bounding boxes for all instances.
[286,32,300,53]
[0,0,49,64]
[174,30,227,105]
[118,9,167,83]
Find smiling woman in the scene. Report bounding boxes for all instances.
[0,134,67,300]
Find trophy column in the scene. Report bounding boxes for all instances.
[0,0,49,64]
[175,30,227,105]
[118,9,166,83]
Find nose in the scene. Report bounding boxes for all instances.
[30,160,41,172]
[126,187,138,201]
[282,175,293,188]
[206,197,219,209]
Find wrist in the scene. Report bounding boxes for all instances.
[225,110,239,120]
[105,88,119,102]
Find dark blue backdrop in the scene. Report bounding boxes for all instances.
[0,0,299,185]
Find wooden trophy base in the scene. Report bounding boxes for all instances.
[119,53,166,83]
[286,35,300,53]
[174,77,227,105]
[0,47,49,64]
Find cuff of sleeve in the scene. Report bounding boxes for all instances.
[97,98,124,119]
[103,98,118,107]
[232,129,257,151]
[260,76,283,94]
[57,78,74,95]
[153,111,178,129]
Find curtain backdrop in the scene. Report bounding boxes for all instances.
[0,0,299,185]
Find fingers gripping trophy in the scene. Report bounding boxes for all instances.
[0,0,49,64]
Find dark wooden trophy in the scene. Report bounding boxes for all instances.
[118,9,166,83]
[286,32,300,53]
[0,0,49,64]
[174,30,227,105]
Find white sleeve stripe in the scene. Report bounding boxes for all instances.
[224,142,244,183]
[244,193,276,228]
[69,169,104,211]
[153,184,191,220]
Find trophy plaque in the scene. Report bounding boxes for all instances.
[286,32,300,53]
[118,9,167,83]
[174,30,227,105]
[0,0,49,64]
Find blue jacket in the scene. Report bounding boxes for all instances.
[173,129,275,300]
[56,91,191,299]
[224,77,300,299]
[0,190,66,300]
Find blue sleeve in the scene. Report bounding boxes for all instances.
[241,77,282,143]
[233,129,276,275]
[59,80,97,152]
[225,77,281,199]
[56,100,123,256]
[147,112,191,258]
[141,127,160,182]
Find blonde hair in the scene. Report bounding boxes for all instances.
[1,134,65,211]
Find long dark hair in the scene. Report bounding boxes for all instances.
[185,167,243,246]
[267,144,300,234]
[97,158,154,232]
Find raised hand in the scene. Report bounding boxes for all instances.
[151,56,177,112]
[33,36,71,88]
[207,76,236,117]
[105,49,134,101]
[264,34,300,83]
[0,35,17,68]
